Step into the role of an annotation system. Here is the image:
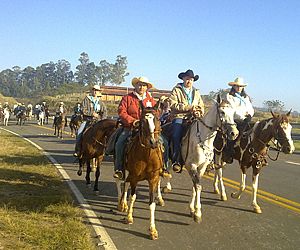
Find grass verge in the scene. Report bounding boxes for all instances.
[0,130,96,250]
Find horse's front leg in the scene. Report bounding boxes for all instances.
[215,167,227,201]
[148,180,159,240]
[231,170,247,199]
[252,172,262,213]
[77,158,83,176]
[118,180,129,212]
[156,178,165,206]
[93,157,102,193]
[188,164,202,223]
[85,160,92,187]
[126,183,137,224]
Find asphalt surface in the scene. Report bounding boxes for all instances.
[2,119,300,250]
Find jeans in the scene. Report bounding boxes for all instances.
[114,129,131,171]
[171,119,184,164]
[160,134,170,170]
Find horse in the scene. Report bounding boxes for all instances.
[117,101,166,240]
[3,107,10,126]
[177,95,239,223]
[53,112,65,139]
[16,110,27,126]
[77,119,118,193]
[213,111,295,213]
[38,111,45,126]
[69,114,83,137]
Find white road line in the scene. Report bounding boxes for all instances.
[286,161,300,166]
[0,127,117,250]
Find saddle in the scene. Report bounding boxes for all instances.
[105,127,123,155]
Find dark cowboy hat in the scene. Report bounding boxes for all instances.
[178,69,199,81]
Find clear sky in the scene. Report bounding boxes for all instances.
[0,0,299,111]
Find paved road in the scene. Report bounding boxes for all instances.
[2,120,300,250]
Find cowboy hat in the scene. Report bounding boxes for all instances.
[59,101,64,105]
[92,84,101,91]
[178,69,199,81]
[228,77,247,87]
[131,76,153,89]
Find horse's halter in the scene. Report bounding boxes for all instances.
[271,117,293,153]
[138,110,161,149]
[200,101,237,139]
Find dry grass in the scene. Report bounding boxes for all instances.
[0,130,96,250]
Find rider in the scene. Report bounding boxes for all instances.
[54,102,67,126]
[73,102,83,116]
[169,69,205,173]
[73,84,107,158]
[113,76,171,180]
[41,101,48,112]
[223,77,254,163]
[3,102,10,110]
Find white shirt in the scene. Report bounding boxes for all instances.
[226,93,254,120]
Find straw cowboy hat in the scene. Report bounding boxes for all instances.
[59,101,64,105]
[228,77,247,87]
[178,69,199,81]
[91,84,102,96]
[131,76,154,89]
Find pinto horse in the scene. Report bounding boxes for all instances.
[69,114,83,137]
[180,95,239,223]
[117,102,166,240]
[77,119,118,192]
[213,111,295,213]
[3,107,10,126]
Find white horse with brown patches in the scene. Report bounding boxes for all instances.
[213,111,295,213]
[181,95,239,223]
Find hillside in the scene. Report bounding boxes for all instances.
[0,93,17,105]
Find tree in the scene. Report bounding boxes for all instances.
[75,52,96,86]
[96,60,112,86]
[56,59,73,85]
[110,55,129,85]
[263,99,285,112]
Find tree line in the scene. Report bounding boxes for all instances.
[0,52,129,98]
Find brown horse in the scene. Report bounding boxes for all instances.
[53,112,65,139]
[117,102,163,240]
[213,111,295,213]
[77,119,118,192]
[69,114,83,137]
[16,110,27,126]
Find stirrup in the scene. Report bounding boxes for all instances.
[160,169,172,179]
[113,170,123,180]
[172,162,182,173]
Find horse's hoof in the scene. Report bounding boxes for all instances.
[231,192,240,199]
[162,186,172,193]
[86,183,91,188]
[193,214,202,223]
[214,188,220,195]
[77,170,82,176]
[94,190,100,196]
[126,217,133,224]
[253,207,262,214]
[156,197,165,207]
[149,228,158,240]
[221,194,228,201]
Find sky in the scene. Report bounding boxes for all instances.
[0,0,299,111]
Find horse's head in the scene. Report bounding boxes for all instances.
[215,94,239,140]
[139,101,161,148]
[271,110,295,154]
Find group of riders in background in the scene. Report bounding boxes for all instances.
[0,69,255,180]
